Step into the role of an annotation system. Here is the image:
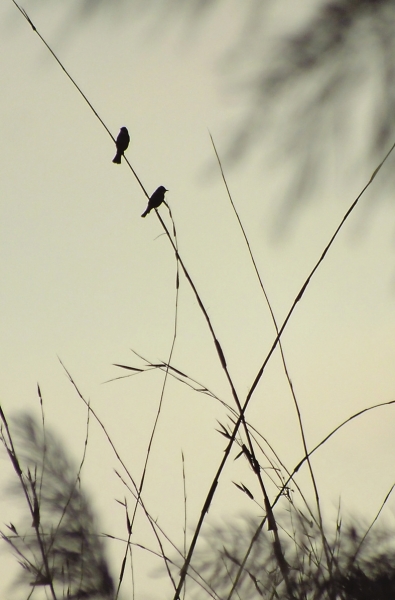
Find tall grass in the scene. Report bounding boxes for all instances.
[1,3,395,599]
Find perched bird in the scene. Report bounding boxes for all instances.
[112,127,130,164]
[141,186,168,217]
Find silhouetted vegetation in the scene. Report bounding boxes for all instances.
[3,2,395,599]
[1,412,114,600]
[189,513,395,599]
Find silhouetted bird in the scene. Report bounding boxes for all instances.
[141,186,168,217]
[112,127,130,164]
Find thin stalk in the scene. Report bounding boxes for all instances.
[209,133,333,597]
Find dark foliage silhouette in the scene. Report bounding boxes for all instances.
[189,513,395,599]
[1,413,114,600]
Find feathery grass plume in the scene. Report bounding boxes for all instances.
[187,513,395,600]
[2,412,114,600]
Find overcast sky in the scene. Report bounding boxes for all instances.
[1,1,395,598]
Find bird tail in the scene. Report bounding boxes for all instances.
[112,153,122,164]
[141,208,150,218]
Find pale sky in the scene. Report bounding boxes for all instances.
[1,1,395,599]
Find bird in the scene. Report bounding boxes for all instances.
[112,127,130,164]
[141,186,168,217]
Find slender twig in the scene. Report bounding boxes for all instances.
[348,481,395,567]
[59,359,140,497]
[171,141,395,597]
[229,397,395,593]
[114,353,319,532]
[209,133,333,596]
[11,0,148,199]
[59,357,179,594]
[36,384,47,506]
[181,450,188,600]
[58,362,183,595]
[113,472,176,594]
[154,212,293,597]
[102,530,220,600]
[115,209,181,600]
